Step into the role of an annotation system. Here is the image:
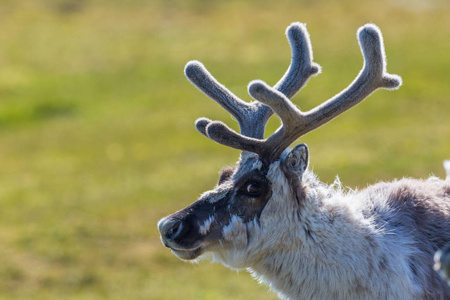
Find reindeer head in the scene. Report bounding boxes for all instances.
[158,23,401,268]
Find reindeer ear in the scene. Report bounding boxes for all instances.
[281,144,309,176]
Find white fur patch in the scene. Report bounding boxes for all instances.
[444,160,450,180]
[199,216,215,235]
[213,215,261,270]
[240,151,257,162]
[222,215,247,246]
[237,153,262,173]
[200,184,231,204]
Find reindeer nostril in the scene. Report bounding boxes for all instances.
[164,220,183,241]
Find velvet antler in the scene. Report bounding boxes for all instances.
[199,24,401,165]
[185,22,320,140]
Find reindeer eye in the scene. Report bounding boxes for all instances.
[245,183,261,196]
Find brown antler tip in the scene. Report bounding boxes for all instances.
[274,21,322,99]
[356,24,403,90]
[309,63,322,76]
[248,80,268,97]
[358,24,381,39]
[248,80,282,107]
[206,121,246,147]
[206,121,231,138]
[381,74,402,90]
[184,60,205,80]
[357,24,383,58]
[204,120,262,154]
[285,23,321,77]
[195,117,211,136]
[286,22,307,37]
[249,80,301,122]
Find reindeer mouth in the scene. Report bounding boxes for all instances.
[162,240,204,260]
[170,246,203,260]
[159,215,211,260]
[160,233,204,260]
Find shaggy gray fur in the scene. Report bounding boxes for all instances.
[435,244,450,285]
[354,178,450,297]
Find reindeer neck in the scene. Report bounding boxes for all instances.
[247,170,416,299]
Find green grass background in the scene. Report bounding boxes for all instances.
[0,0,449,299]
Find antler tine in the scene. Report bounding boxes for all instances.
[205,81,306,164]
[301,24,402,133]
[274,22,321,99]
[186,22,320,141]
[185,61,268,138]
[205,24,402,165]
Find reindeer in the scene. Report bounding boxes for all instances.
[158,23,450,299]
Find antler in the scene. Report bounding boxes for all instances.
[185,22,320,140]
[203,24,402,165]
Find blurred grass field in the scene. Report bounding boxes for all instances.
[0,0,449,299]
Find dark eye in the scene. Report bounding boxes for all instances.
[245,183,261,196]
